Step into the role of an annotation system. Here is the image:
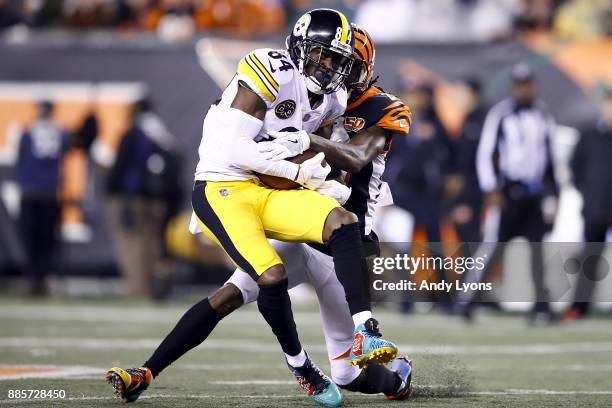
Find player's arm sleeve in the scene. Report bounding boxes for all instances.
[376,101,412,136]
[213,107,299,179]
[236,50,280,109]
[476,105,503,193]
[373,98,412,152]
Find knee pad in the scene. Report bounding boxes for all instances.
[226,270,259,304]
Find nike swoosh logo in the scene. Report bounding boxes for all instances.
[287,139,298,144]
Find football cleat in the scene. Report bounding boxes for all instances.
[349,318,398,368]
[384,356,414,400]
[286,352,343,408]
[106,366,152,403]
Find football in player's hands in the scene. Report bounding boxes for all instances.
[256,150,326,190]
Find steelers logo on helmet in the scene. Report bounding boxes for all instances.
[274,99,296,119]
[293,13,311,38]
[286,8,355,95]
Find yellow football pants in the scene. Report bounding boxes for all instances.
[192,180,339,279]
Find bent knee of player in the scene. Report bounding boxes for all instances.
[323,208,358,241]
[256,264,287,286]
[209,283,244,318]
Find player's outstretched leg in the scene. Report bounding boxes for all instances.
[286,351,342,408]
[336,356,413,401]
[105,284,244,403]
[323,208,397,367]
[105,367,152,403]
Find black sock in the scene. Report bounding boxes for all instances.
[328,223,370,315]
[257,278,302,356]
[339,362,402,394]
[144,298,221,378]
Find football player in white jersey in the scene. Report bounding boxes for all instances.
[223,23,415,401]
[106,10,397,408]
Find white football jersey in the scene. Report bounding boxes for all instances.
[195,48,347,181]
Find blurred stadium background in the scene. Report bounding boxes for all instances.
[0,0,611,406]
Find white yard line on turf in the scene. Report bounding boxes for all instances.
[0,394,303,404]
[539,364,612,371]
[471,389,612,395]
[0,364,104,380]
[209,382,612,393]
[0,305,318,324]
[0,337,288,352]
[0,363,276,380]
[181,363,272,370]
[2,389,612,404]
[3,337,612,355]
[0,305,609,331]
[210,380,295,385]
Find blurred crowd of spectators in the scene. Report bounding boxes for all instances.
[0,0,287,40]
[1,0,611,42]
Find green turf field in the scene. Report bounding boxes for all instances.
[0,296,611,407]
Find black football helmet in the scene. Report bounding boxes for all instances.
[287,8,354,95]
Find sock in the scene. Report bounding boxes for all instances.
[143,297,221,377]
[328,223,371,316]
[338,362,402,394]
[257,278,302,356]
[285,349,307,367]
[352,311,372,327]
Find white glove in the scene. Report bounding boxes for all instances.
[330,122,351,144]
[295,152,330,189]
[316,180,351,205]
[257,141,294,160]
[267,129,310,156]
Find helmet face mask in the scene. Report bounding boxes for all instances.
[300,41,353,94]
[287,9,354,95]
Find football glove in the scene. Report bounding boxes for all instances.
[266,129,311,157]
[330,123,351,144]
[316,180,351,205]
[257,141,294,161]
[295,152,330,189]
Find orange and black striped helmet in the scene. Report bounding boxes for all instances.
[346,23,375,93]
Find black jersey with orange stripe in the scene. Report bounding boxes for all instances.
[344,85,412,142]
[341,86,412,240]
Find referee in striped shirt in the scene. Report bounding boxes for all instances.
[475,63,559,323]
